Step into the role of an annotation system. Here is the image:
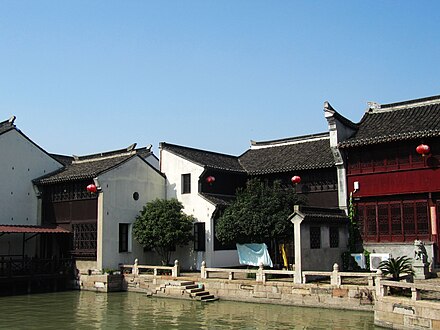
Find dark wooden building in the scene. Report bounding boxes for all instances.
[328,95,440,265]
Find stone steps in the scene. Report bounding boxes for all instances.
[147,280,218,302]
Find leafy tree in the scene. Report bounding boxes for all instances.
[215,178,301,249]
[379,256,415,281]
[132,198,194,265]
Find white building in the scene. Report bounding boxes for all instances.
[0,116,65,258]
[35,144,166,272]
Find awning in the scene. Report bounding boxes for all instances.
[0,225,71,234]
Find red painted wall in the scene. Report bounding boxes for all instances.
[348,168,440,197]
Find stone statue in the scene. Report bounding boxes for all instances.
[414,240,428,264]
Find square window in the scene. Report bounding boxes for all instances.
[182,174,191,194]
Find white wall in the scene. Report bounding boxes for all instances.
[160,149,240,269]
[0,129,62,226]
[97,156,166,270]
[300,223,348,271]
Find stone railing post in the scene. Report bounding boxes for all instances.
[172,260,180,277]
[375,269,386,297]
[200,261,207,279]
[256,262,265,283]
[132,258,139,276]
[411,287,421,301]
[331,263,341,286]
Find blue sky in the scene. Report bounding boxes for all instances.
[1,1,440,156]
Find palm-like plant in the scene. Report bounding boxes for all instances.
[378,256,415,281]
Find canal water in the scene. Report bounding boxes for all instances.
[0,291,378,329]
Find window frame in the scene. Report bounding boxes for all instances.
[193,222,206,251]
[181,173,191,194]
[119,223,131,253]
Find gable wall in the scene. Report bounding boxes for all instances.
[97,157,166,270]
[0,129,62,226]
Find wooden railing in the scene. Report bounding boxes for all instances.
[0,256,74,278]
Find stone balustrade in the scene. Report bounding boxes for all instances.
[120,258,180,277]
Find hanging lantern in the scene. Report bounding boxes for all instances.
[291,176,301,184]
[416,144,430,156]
[206,176,216,185]
[86,184,97,193]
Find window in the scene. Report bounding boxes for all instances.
[72,222,97,259]
[329,227,339,248]
[182,174,191,194]
[358,200,430,242]
[119,223,130,253]
[194,222,206,251]
[310,226,321,249]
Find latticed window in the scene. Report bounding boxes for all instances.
[47,181,97,202]
[357,200,430,242]
[72,222,97,259]
[416,202,429,235]
[390,203,402,235]
[310,226,321,249]
[366,205,377,236]
[329,227,339,248]
[378,204,389,236]
[403,202,416,235]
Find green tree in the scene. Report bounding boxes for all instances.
[215,178,301,250]
[379,256,415,281]
[132,198,194,265]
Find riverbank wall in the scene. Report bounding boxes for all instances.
[79,273,375,311]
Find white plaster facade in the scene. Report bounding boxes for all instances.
[160,148,240,270]
[0,122,63,256]
[95,156,166,270]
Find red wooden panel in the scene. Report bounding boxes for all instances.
[349,168,440,197]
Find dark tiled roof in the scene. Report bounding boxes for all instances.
[36,146,153,184]
[339,96,440,148]
[0,224,70,234]
[0,117,15,135]
[294,205,349,223]
[200,193,236,206]
[239,133,334,175]
[160,142,246,172]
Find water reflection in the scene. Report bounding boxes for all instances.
[0,291,377,329]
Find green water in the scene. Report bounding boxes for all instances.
[0,291,377,329]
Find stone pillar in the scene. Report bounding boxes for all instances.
[256,262,265,283]
[200,261,207,279]
[172,260,180,277]
[132,258,139,276]
[331,263,341,286]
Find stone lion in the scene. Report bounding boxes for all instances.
[414,240,428,263]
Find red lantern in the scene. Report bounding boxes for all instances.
[291,176,301,184]
[416,144,430,156]
[206,176,216,184]
[86,184,97,193]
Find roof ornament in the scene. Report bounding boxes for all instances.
[8,115,16,124]
[127,143,137,152]
[146,144,152,151]
[323,101,335,112]
[367,102,381,112]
